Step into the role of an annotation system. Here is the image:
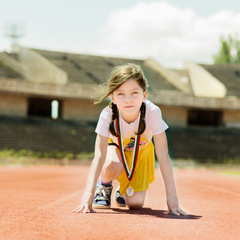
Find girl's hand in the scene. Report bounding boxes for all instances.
[72,192,96,214]
[72,204,95,214]
[164,195,188,216]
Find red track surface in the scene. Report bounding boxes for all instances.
[0,165,239,240]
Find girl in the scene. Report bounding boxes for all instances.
[73,63,188,215]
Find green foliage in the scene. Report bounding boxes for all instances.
[76,152,94,160]
[0,148,93,160]
[214,34,240,64]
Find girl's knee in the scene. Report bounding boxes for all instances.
[126,190,146,210]
[103,161,123,179]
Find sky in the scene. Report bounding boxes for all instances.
[1,0,240,68]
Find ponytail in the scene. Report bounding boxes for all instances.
[136,102,146,136]
[109,102,119,137]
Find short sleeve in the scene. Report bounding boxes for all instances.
[95,106,112,137]
[146,101,168,135]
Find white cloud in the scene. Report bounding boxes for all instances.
[92,1,240,68]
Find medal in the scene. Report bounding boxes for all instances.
[116,112,142,196]
[126,186,134,196]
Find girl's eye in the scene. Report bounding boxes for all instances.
[117,93,124,96]
[132,91,139,94]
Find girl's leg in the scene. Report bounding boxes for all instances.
[126,191,146,210]
[101,145,123,183]
[93,145,123,209]
[96,145,146,210]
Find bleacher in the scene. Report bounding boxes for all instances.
[0,116,95,154]
[1,116,240,161]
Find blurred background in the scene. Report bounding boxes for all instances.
[0,0,240,167]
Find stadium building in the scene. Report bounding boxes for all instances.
[1,45,240,161]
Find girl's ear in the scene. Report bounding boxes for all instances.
[143,90,147,102]
[110,94,116,104]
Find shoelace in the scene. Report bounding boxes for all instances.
[96,185,112,199]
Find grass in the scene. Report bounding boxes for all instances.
[0,148,94,166]
[0,148,240,168]
[219,171,240,176]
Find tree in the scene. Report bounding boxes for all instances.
[214,34,240,64]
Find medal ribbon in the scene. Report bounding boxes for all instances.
[116,113,142,181]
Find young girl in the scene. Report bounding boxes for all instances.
[73,63,188,215]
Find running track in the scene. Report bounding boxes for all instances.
[0,165,239,240]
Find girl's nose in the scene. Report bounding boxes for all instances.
[125,94,132,102]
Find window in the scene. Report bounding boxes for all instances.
[28,98,62,119]
[51,100,59,119]
[188,109,222,126]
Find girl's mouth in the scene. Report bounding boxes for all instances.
[124,105,134,108]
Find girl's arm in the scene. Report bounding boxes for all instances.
[153,132,188,215]
[73,134,109,213]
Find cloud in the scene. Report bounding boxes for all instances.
[93,1,240,68]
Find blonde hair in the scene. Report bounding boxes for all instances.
[95,63,149,137]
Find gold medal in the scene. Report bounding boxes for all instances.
[126,186,134,196]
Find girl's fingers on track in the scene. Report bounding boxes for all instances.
[83,204,90,213]
[82,204,96,214]
[178,209,189,215]
[171,209,180,215]
[72,204,95,213]
[89,205,96,213]
[164,207,189,216]
[163,207,171,215]
[72,205,84,213]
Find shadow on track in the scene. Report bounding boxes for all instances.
[111,208,202,220]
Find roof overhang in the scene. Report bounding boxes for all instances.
[0,77,97,100]
[150,90,240,110]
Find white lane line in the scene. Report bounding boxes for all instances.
[1,190,84,229]
[38,190,84,210]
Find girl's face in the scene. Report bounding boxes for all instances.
[110,78,147,123]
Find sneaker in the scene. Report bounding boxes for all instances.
[93,183,113,209]
[114,186,126,207]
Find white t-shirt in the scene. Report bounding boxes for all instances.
[95,100,168,150]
